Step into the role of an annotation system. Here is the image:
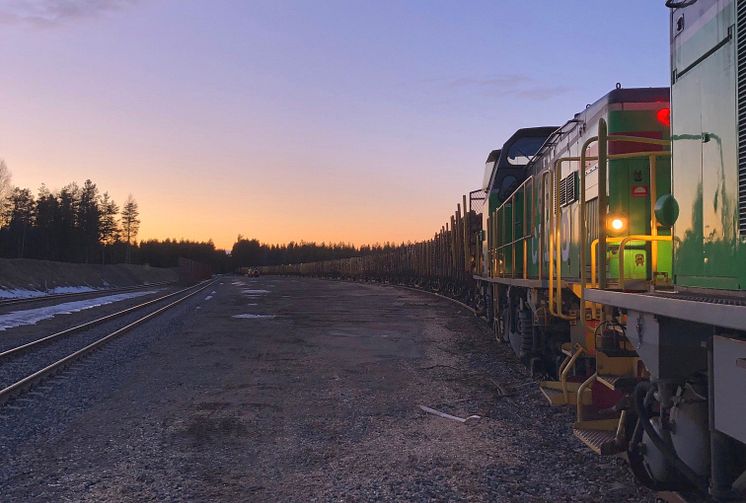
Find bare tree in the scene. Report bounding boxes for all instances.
[0,159,11,200]
[0,160,12,226]
[121,194,140,263]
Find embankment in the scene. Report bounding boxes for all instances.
[0,259,177,296]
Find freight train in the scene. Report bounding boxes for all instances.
[260,2,746,500]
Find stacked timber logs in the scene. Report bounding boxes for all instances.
[260,195,483,305]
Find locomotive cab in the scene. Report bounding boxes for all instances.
[480,127,557,277]
[486,127,558,207]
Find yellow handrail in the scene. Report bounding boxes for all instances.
[590,234,673,288]
[549,158,582,321]
[576,372,598,422]
[618,235,673,289]
[561,344,585,404]
[576,123,671,324]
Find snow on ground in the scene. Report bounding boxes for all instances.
[232,314,275,319]
[48,286,97,295]
[241,289,269,295]
[0,291,158,331]
[0,286,97,300]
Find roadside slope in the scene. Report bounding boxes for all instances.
[0,258,177,295]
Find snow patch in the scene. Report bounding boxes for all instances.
[0,285,97,299]
[204,295,213,301]
[241,289,269,295]
[0,291,158,331]
[0,289,46,300]
[49,286,97,295]
[232,314,275,319]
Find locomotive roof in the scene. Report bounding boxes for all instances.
[528,86,670,168]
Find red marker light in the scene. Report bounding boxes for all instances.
[656,107,671,127]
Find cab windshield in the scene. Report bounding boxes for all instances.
[506,136,546,165]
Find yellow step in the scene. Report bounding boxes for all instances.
[597,374,637,392]
[573,418,623,455]
[539,380,593,406]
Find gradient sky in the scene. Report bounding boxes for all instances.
[0,1,670,250]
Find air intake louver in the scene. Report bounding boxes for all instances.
[738,1,746,235]
[559,172,578,207]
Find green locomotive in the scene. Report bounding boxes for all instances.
[579,0,746,498]
[477,87,671,369]
[259,2,746,498]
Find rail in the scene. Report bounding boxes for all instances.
[0,281,174,309]
[0,279,216,405]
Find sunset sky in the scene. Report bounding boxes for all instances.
[0,1,669,250]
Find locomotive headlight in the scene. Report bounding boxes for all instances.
[608,217,626,233]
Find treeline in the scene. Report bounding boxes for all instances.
[230,238,408,267]
[0,176,141,264]
[0,162,413,273]
[0,169,235,272]
[139,239,231,271]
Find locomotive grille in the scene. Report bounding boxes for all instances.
[559,172,578,207]
[738,1,746,235]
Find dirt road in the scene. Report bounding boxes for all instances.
[0,277,650,502]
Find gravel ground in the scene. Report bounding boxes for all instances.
[0,277,653,502]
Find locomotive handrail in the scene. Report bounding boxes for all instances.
[576,372,598,423]
[590,234,674,288]
[588,233,673,319]
[561,344,585,404]
[605,134,670,146]
[618,235,673,290]
[602,139,670,291]
[495,234,533,251]
[589,150,671,290]
[550,156,591,321]
[579,122,671,328]
[492,174,537,279]
[580,132,601,340]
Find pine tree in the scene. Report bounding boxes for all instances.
[78,179,100,263]
[98,192,120,264]
[121,194,140,263]
[5,188,35,257]
[57,183,80,262]
[35,184,59,259]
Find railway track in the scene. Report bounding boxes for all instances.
[0,281,175,309]
[0,279,216,405]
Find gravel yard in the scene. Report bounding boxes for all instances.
[0,277,652,502]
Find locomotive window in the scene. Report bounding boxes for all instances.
[507,137,546,165]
